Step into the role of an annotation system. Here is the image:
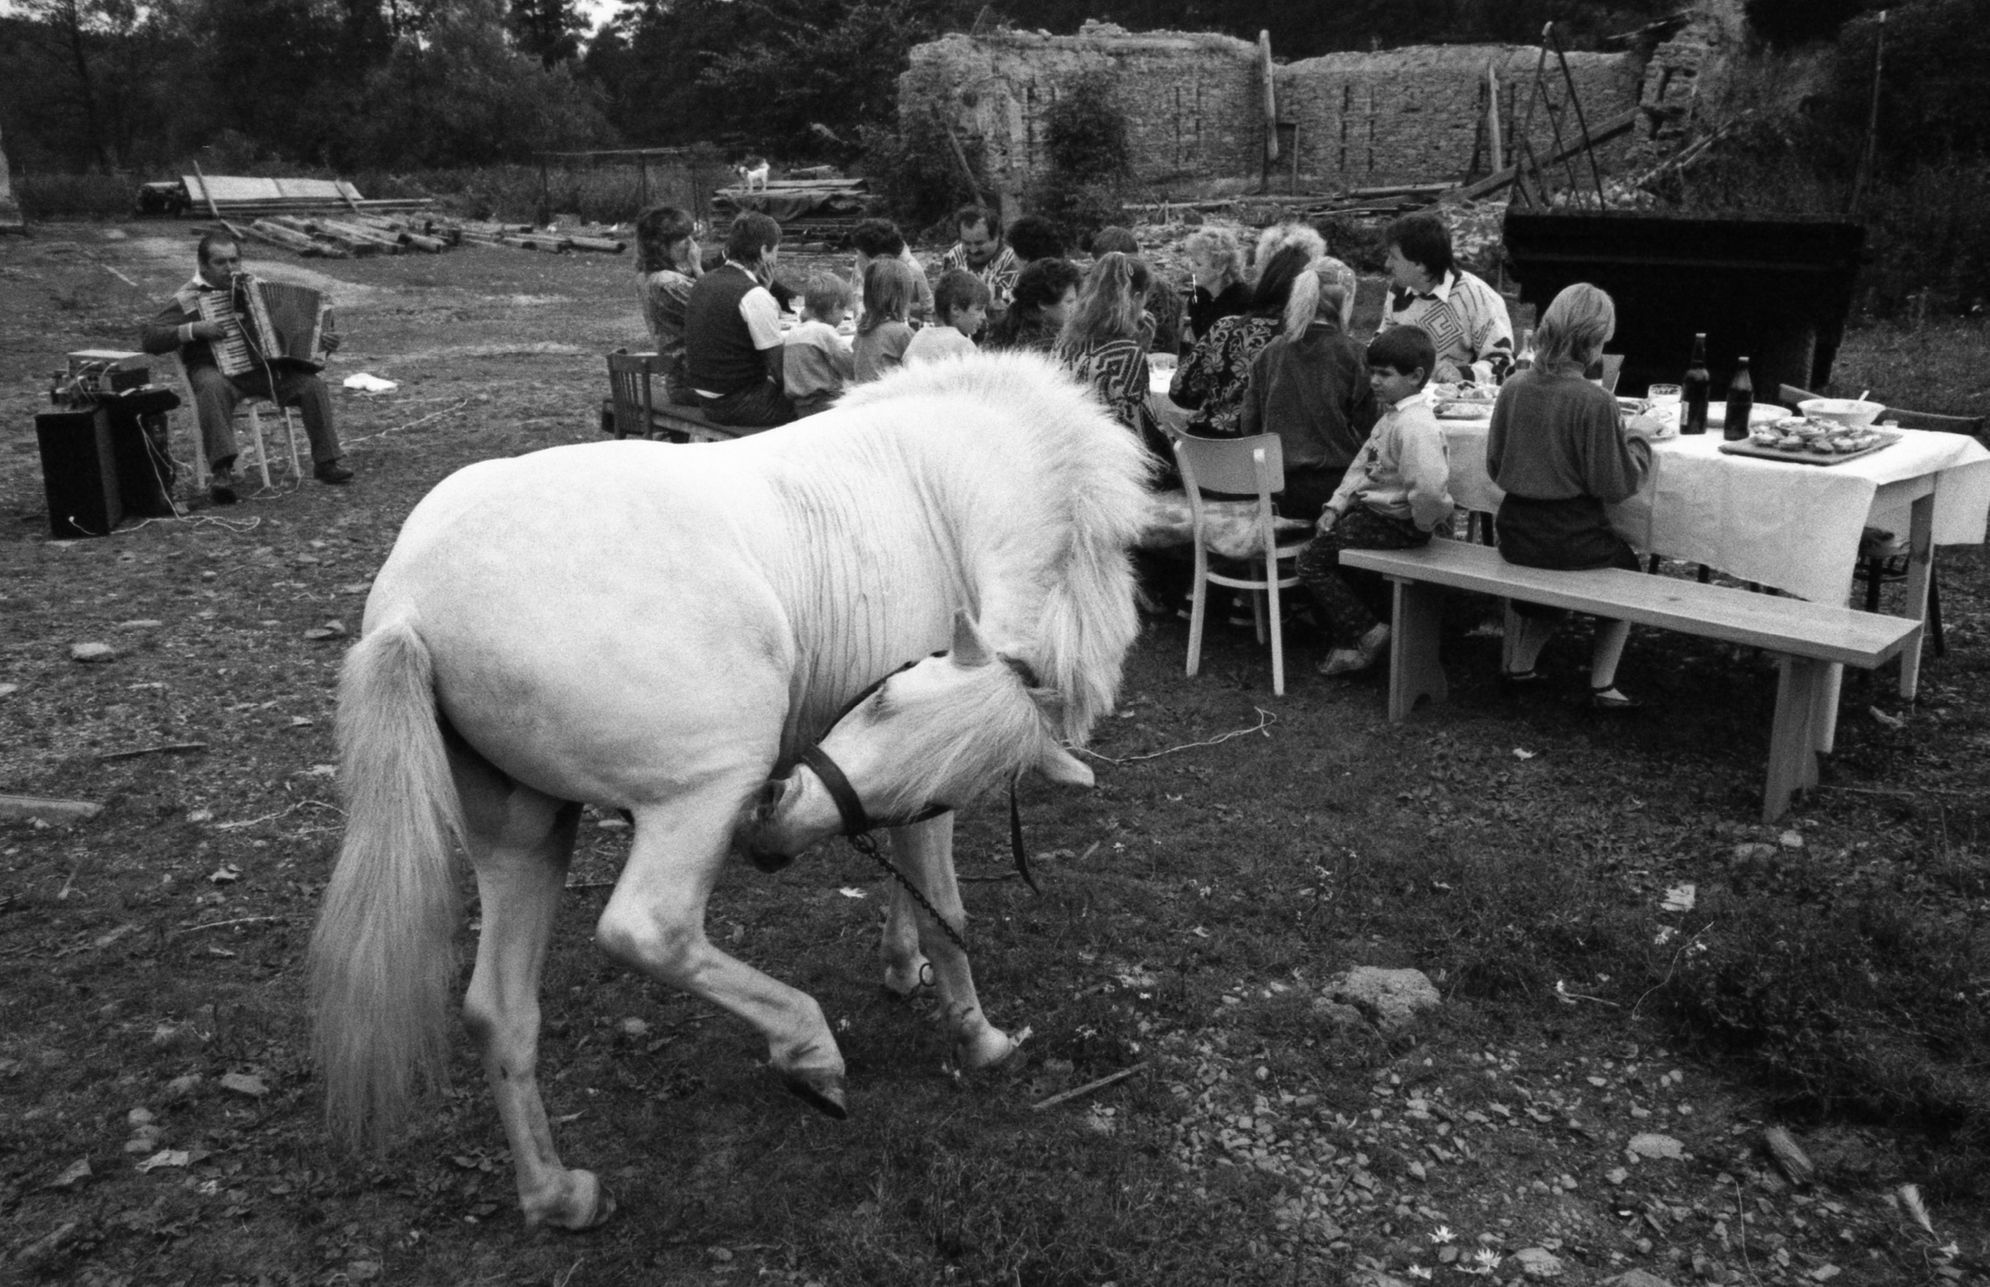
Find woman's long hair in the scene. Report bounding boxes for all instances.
[1281,257,1358,339]
[1054,252,1149,358]
[1249,243,1320,318]
[635,205,698,276]
[1534,282,1616,370]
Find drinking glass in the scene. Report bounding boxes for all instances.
[1647,383,1683,406]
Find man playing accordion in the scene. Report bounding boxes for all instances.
[140,233,352,505]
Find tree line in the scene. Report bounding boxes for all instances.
[4,0,1978,187]
[6,0,1692,176]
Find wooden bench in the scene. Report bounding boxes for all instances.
[1340,540,1920,821]
[597,395,739,444]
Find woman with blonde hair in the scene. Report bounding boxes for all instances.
[1169,232,1322,438]
[1182,227,1251,346]
[1487,282,1663,709]
[1238,256,1376,522]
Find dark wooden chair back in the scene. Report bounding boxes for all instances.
[606,350,667,440]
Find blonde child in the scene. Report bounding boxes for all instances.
[781,273,855,417]
[1297,324,1455,678]
[851,258,916,383]
[903,269,989,366]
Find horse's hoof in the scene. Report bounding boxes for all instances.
[956,1033,1029,1079]
[531,1170,615,1232]
[783,1070,848,1119]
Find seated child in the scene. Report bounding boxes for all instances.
[852,257,916,383]
[1296,324,1455,678]
[904,269,989,366]
[781,272,855,418]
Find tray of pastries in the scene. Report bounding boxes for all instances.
[1718,417,1900,465]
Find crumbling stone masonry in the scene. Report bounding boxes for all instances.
[902,22,1656,203]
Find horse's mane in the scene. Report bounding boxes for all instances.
[823,352,1154,747]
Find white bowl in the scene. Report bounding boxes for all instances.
[1798,398,1884,429]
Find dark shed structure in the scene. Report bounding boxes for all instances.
[1502,212,1866,401]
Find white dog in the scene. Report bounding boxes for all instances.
[735,158,770,192]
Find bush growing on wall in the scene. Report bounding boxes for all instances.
[1028,69,1133,239]
[859,114,988,237]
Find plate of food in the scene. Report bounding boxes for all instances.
[1435,401,1493,420]
[1719,421,1900,466]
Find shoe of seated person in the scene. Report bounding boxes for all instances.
[1590,683,1643,711]
[1318,623,1389,677]
[208,465,238,506]
[314,459,354,485]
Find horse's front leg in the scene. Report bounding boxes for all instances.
[455,765,611,1231]
[597,791,847,1116]
[886,817,1019,1071]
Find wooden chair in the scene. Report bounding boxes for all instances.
[606,350,670,440]
[170,353,304,489]
[1172,432,1312,696]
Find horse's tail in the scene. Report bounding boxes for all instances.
[308,614,464,1154]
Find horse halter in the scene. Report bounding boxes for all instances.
[793,651,1047,907]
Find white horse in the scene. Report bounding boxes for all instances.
[307,352,1153,1229]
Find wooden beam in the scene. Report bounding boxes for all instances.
[1455,108,1638,200]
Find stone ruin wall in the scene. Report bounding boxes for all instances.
[902,23,1657,203]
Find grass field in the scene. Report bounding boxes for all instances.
[0,221,1986,1286]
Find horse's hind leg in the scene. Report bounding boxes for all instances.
[887,817,1019,1071]
[597,792,847,1116]
[453,754,611,1231]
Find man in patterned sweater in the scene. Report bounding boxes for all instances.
[938,205,1021,321]
[1378,211,1515,388]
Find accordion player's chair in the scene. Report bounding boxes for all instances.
[170,354,305,491]
[1172,431,1312,696]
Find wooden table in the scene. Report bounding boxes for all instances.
[1439,413,1990,739]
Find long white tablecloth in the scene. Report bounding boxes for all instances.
[1151,368,1990,605]
[1442,419,1990,604]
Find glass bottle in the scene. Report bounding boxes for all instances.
[1723,355,1755,442]
[1681,333,1711,435]
[1513,327,1535,376]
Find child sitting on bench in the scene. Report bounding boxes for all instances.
[1298,324,1455,678]
[782,273,855,418]
[1486,282,1658,710]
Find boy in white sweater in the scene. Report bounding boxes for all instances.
[1298,324,1455,677]
[782,273,856,418]
[903,269,989,366]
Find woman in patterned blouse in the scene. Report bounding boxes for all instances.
[1168,222,1325,438]
[1054,252,1159,458]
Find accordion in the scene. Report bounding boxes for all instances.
[196,275,330,378]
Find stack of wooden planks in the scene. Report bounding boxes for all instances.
[212,212,627,260]
[712,176,882,246]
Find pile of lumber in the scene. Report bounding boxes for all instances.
[212,211,626,259]
[713,177,882,246]
[179,173,434,219]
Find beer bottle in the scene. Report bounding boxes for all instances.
[1723,355,1755,442]
[1681,333,1711,435]
[1513,328,1535,376]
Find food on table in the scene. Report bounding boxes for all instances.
[1746,416,1885,455]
